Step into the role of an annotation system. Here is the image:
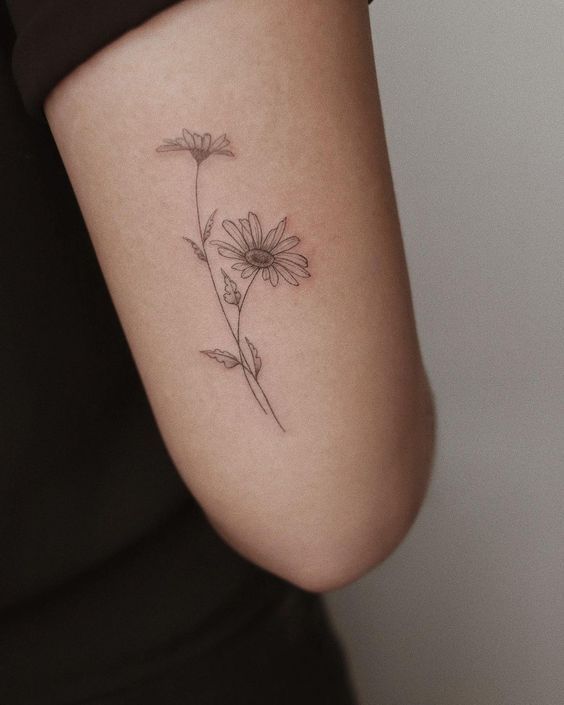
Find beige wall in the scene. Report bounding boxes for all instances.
[326,2,564,704]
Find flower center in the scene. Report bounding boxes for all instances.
[245,248,274,268]
[191,147,208,164]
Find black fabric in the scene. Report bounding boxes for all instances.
[8,0,196,117]
[0,1,359,704]
[7,0,374,118]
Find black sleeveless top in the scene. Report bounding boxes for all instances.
[0,2,367,702]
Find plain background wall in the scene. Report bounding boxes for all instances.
[326,2,563,704]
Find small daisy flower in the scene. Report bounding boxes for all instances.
[211,213,310,287]
[157,130,234,164]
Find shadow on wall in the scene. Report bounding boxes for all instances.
[325,2,564,704]
[327,438,559,705]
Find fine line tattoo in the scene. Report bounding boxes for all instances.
[156,129,310,431]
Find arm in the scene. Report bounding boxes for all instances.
[45,0,435,592]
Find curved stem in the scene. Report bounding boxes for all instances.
[194,163,203,239]
[237,273,286,433]
[194,164,267,413]
[240,359,268,414]
[236,269,259,347]
[195,165,252,372]
[255,381,286,432]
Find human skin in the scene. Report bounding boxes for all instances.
[45,0,436,593]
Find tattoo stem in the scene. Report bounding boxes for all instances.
[236,275,286,432]
[194,164,268,414]
[236,269,259,348]
[194,165,253,373]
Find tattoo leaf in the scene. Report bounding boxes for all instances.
[245,337,262,376]
[183,237,207,262]
[201,349,240,369]
[221,268,241,306]
[202,209,217,243]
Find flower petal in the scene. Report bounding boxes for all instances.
[222,220,248,250]
[239,219,254,247]
[262,267,270,281]
[182,129,195,149]
[271,218,287,249]
[268,266,279,286]
[218,248,245,260]
[209,240,244,256]
[231,262,249,271]
[214,150,234,157]
[211,134,228,149]
[192,132,202,149]
[202,133,211,151]
[156,144,188,152]
[272,235,300,254]
[238,218,254,249]
[274,264,299,286]
[211,140,229,152]
[248,212,263,248]
[274,257,310,278]
[262,227,277,250]
[274,252,308,267]
[274,257,311,279]
[241,266,258,278]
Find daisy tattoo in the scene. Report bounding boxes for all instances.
[156,130,310,431]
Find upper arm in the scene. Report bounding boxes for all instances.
[44,0,435,591]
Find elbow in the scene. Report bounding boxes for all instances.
[285,485,429,594]
[286,387,436,594]
[207,371,436,595]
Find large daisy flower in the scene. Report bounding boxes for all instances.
[211,213,310,286]
[156,130,234,164]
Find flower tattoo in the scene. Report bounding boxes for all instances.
[156,129,234,163]
[212,214,310,287]
[156,130,310,431]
